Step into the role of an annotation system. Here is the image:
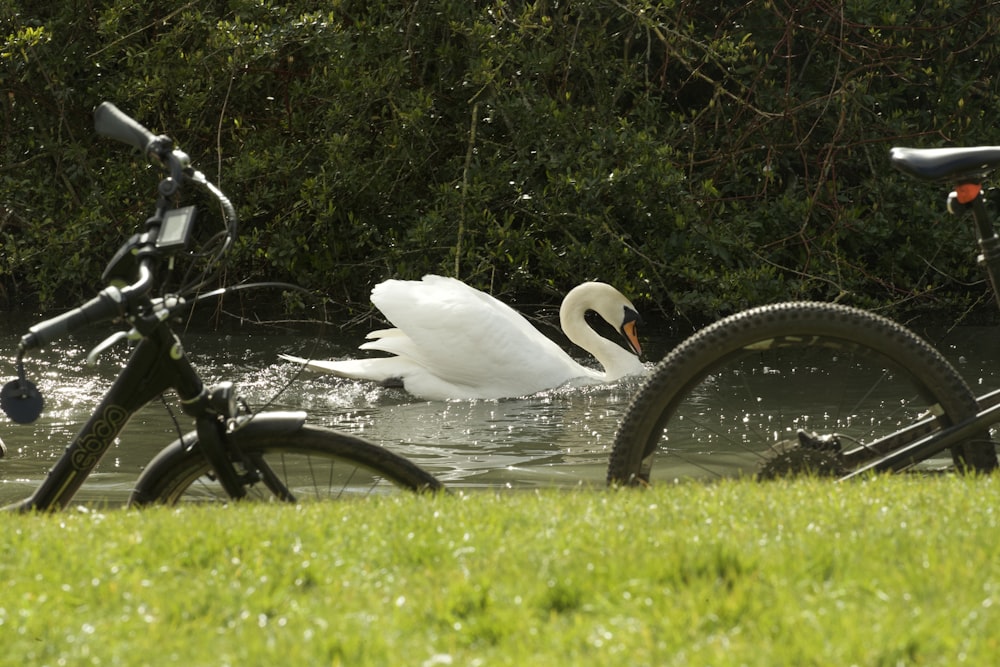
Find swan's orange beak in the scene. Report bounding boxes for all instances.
[622,319,642,358]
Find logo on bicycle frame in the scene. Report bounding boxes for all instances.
[71,404,130,471]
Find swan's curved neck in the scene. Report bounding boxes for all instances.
[559,285,643,380]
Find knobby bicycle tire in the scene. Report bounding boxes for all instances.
[607,301,997,485]
[130,424,443,505]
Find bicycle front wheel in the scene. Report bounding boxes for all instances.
[131,423,443,505]
[608,301,997,485]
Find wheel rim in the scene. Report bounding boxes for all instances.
[157,446,430,503]
[638,335,968,481]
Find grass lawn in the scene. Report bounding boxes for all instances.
[2,476,999,665]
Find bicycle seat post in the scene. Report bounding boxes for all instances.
[964,192,1000,312]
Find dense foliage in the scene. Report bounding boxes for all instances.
[3,0,1000,321]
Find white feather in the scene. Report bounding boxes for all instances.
[281,275,646,400]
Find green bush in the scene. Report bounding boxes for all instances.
[2,0,999,321]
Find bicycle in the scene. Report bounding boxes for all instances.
[607,145,1000,485]
[0,102,443,510]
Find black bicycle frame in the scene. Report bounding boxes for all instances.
[838,189,1000,479]
[842,394,1000,479]
[13,321,204,511]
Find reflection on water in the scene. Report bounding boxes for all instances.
[0,310,996,505]
[0,315,655,505]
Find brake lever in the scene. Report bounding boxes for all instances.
[86,330,139,366]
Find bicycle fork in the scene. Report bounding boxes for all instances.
[187,383,298,502]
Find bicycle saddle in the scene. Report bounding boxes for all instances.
[891,146,1000,182]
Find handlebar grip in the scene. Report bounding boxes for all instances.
[94,102,157,154]
[20,287,126,351]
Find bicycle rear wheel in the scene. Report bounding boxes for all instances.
[607,301,997,485]
[130,424,442,505]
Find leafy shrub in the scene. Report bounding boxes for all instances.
[2,0,999,322]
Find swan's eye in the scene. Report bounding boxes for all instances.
[623,307,642,325]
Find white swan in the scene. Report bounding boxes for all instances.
[281,275,646,400]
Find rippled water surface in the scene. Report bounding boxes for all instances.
[0,311,673,505]
[0,308,996,505]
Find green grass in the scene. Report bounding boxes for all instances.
[3,476,1000,665]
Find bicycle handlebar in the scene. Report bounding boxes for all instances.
[20,259,155,352]
[94,102,159,156]
[17,103,238,355]
[22,288,125,352]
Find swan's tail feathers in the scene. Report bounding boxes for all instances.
[279,354,350,376]
[278,354,405,386]
[364,327,404,341]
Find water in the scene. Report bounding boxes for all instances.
[0,309,996,505]
[0,311,671,505]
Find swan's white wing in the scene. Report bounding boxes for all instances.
[366,276,588,396]
[279,276,647,400]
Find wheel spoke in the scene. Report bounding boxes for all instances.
[130,426,443,505]
[609,302,996,485]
